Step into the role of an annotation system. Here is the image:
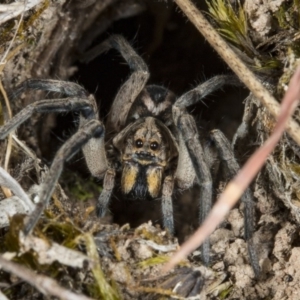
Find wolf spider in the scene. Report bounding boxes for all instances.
[0,35,258,274]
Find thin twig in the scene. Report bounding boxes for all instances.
[0,80,13,197]
[0,81,12,119]
[164,65,300,272]
[0,255,95,300]
[12,134,37,160]
[0,0,28,66]
[174,0,300,146]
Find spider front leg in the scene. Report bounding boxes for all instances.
[81,34,150,131]
[174,75,241,108]
[23,119,105,235]
[0,79,109,233]
[1,79,108,179]
[0,80,91,139]
[173,105,212,265]
[97,168,116,217]
[162,175,175,234]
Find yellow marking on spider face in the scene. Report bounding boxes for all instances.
[147,167,163,198]
[136,158,167,167]
[121,164,138,194]
[137,159,152,166]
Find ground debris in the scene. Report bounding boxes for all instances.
[1,0,300,299]
[0,197,226,299]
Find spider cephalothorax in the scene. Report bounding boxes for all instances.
[114,116,178,199]
[111,83,179,200]
[0,35,259,276]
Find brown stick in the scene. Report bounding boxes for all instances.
[174,0,300,146]
[0,255,95,300]
[164,65,300,272]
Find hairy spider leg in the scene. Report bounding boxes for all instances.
[97,168,116,217]
[23,119,104,235]
[0,79,108,234]
[211,129,260,277]
[81,35,150,132]
[91,36,152,218]
[172,105,212,265]
[171,76,241,265]
[0,98,92,139]
[161,175,175,234]
[175,75,242,108]
[83,34,259,274]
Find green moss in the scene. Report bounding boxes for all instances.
[134,227,164,244]
[63,170,102,202]
[0,19,16,46]
[1,205,120,299]
[219,286,232,299]
[206,0,284,72]
[83,234,121,300]
[207,0,254,56]
[138,255,170,268]
[138,254,188,269]
[289,163,300,179]
[4,214,26,252]
[4,215,60,273]
[42,219,82,248]
[274,0,300,30]
[0,0,49,54]
[23,0,50,32]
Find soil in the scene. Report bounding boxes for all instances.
[0,1,300,299]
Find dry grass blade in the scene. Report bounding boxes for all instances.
[19,232,92,268]
[164,65,300,272]
[0,80,13,198]
[0,0,28,66]
[0,1,42,26]
[0,167,34,211]
[0,255,95,300]
[0,290,8,300]
[82,234,120,300]
[0,10,25,197]
[174,0,300,146]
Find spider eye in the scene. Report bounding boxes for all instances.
[135,139,143,148]
[150,141,159,150]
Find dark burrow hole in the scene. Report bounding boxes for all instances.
[49,2,248,239]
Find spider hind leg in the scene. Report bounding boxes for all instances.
[211,129,260,277]
[23,119,105,235]
[0,79,110,234]
[173,105,212,265]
